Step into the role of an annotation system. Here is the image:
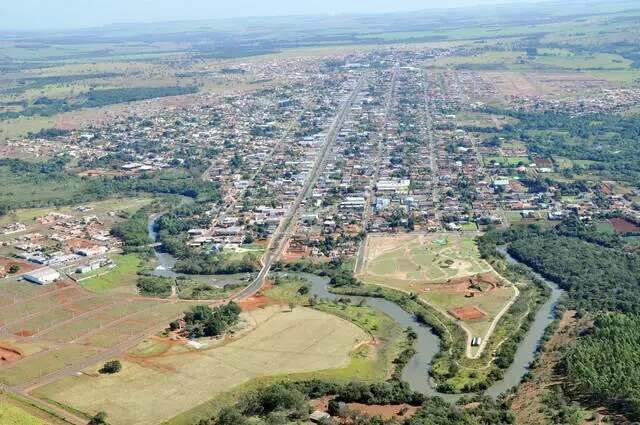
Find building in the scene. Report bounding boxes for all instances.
[24,267,60,285]
[309,411,331,423]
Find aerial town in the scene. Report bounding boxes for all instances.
[1,2,640,424]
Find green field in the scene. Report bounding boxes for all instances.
[0,403,45,425]
[80,254,141,294]
[359,233,490,286]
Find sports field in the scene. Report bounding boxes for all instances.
[358,233,517,356]
[35,306,368,425]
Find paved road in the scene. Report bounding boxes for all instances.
[234,75,366,300]
[422,70,440,225]
[355,66,398,274]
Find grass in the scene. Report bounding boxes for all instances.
[0,345,98,386]
[80,254,141,294]
[165,298,402,425]
[485,156,530,166]
[0,402,45,425]
[359,233,490,286]
[35,306,370,425]
[0,393,71,425]
[264,277,311,305]
[0,116,56,141]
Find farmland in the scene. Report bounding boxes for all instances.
[0,277,187,389]
[34,305,369,425]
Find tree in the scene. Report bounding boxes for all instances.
[88,411,109,425]
[99,360,122,374]
[8,264,20,274]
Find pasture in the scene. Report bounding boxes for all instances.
[35,305,369,425]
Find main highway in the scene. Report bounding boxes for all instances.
[233,74,366,300]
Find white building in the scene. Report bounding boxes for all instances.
[24,267,60,285]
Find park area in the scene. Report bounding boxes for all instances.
[34,305,369,425]
[358,233,517,356]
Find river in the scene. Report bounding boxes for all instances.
[147,212,181,278]
[301,248,564,400]
[147,213,565,399]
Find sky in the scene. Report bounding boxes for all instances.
[0,0,535,31]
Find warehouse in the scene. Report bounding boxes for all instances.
[23,267,60,285]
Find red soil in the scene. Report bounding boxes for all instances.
[0,346,22,364]
[312,397,418,421]
[610,217,640,233]
[449,306,488,322]
[238,285,273,311]
[15,330,34,337]
[0,257,42,275]
[346,403,419,420]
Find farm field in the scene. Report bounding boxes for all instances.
[0,277,187,388]
[34,305,369,425]
[358,233,517,356]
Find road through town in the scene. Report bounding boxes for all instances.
[233,74,367,300]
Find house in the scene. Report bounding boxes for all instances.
[24,267,60,285]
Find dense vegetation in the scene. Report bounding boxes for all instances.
[483,219,640,315]
[272,257,361,287]
[99,360,122,375]
[480,218,640,420]
[565,313,640,420]
[480,107,640,186]
[83,86,197,108]
[136,276,173,297]
[110,207,152,252]
[182,303,242,338]
[174,252,261,275]
[195,380,514,424]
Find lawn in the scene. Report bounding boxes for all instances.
[80,254,141,294]
[35,306,369,425]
